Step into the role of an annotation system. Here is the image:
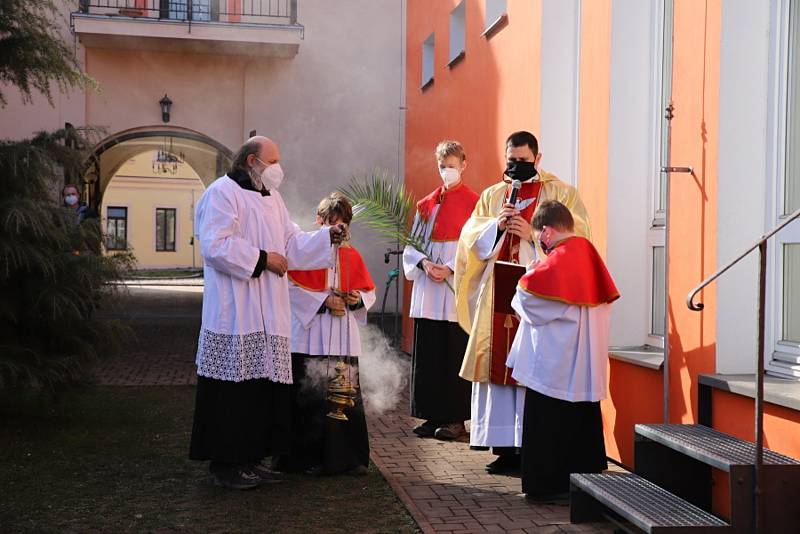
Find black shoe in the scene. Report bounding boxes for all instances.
[304,464,325,476]
[524,492,569,505]
[434,422,467,441]
[485,454,520,475]
[412,420,439,438]
[248,461,283,483]
[345,465,368,476]
[213,466,261,490]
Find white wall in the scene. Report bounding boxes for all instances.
[539,0,580,186]
[605,0,659,346]
[243,0,405,311]
[716,0,772,373]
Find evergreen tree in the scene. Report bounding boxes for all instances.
[0,2,133,390]
[0,0,94,106]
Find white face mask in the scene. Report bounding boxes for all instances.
[439,167,461,187]
[256,159,284,191]
[65,194,79,206]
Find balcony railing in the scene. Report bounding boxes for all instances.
[77,0,298,26]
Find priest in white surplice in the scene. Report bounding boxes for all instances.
[189,136,346,490]
[507,200,618,500]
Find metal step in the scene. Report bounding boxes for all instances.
[635,424,800,471]
[570,472,729,533]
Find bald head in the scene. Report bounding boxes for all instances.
[231,136,280,175]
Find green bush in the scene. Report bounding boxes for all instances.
[0,128,135,391]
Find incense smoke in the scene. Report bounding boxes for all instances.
[356,324,408,416]
[299,323,408,416]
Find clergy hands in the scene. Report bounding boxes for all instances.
[497,204,519,231]
[329,223,349,245]
[325,293,347,316]
[422,259,452,283]
[266,251,288,277]
[340,290,361,306]
[507,215,533,241]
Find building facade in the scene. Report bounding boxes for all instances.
[102,151,205,269]
[404,0,800,520]
[0,0,405,302]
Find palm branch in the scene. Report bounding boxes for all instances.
[339,169,453,292]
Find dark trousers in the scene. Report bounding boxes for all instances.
[410,318,471,423]
[275,354,370,474]
[189,375,292,464]
[521,388,607,495]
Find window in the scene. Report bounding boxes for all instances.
[647,0,672,347]
[422,33,435,89]
[449,2,466,66]
[156,208,176,252]
[161,0,214,22]
[651,247,666,337]
[106,206,127,251]
[769,0,800,377]
[484,0,507,35]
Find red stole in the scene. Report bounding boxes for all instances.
[287,245,375,293]
[490,179,543,385]
[417,182,479,242]
[519,236,619,306]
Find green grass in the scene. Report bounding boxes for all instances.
[0,387,417,533]
[130,269,202,279]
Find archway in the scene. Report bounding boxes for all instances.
[82,126,233,270]
[81,125,233,209]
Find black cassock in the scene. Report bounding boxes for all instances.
[521,388,607,495]
[410,318,471,423]
[276,353,369,474]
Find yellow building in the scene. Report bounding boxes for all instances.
[102,150,205,269]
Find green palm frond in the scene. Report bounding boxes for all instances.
[339,169,453,292]
[338,168,424,250]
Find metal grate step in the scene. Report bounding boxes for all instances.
[571,472,729,532]
[635,424,800,471]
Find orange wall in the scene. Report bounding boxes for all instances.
[602,361,663,467]
[576,0,611,257]
[666,0,720,424]
[403,0,542,351]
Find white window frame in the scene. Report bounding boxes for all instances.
[483,0,507,37]
[646,0,672,349]
[766,0,800,378]
[421,33,435,89]
[449,1,466,66]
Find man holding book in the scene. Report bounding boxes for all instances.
[454,131,591,474]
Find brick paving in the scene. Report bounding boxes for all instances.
[96,285,614,533]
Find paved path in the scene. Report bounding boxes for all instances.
[96,286,613,533]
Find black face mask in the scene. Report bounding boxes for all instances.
[505,160,537,181]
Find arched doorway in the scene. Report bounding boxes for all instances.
[83,126,233,270]
[81,125,233,209]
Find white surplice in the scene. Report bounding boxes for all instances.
[194,175,334,384]
[402,208,458,322]
[508,286,611,402]
[289,265,377,356]
[467,217,537,448]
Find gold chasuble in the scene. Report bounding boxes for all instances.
[455,171,591,384]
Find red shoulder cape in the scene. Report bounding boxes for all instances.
[417,182,479,242]
[288,245,375,293]
[518,236,619,306]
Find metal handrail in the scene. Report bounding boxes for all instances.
[687,206,800,311]
[686,204,800,533]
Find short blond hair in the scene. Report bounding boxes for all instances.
[435,140,466,162]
